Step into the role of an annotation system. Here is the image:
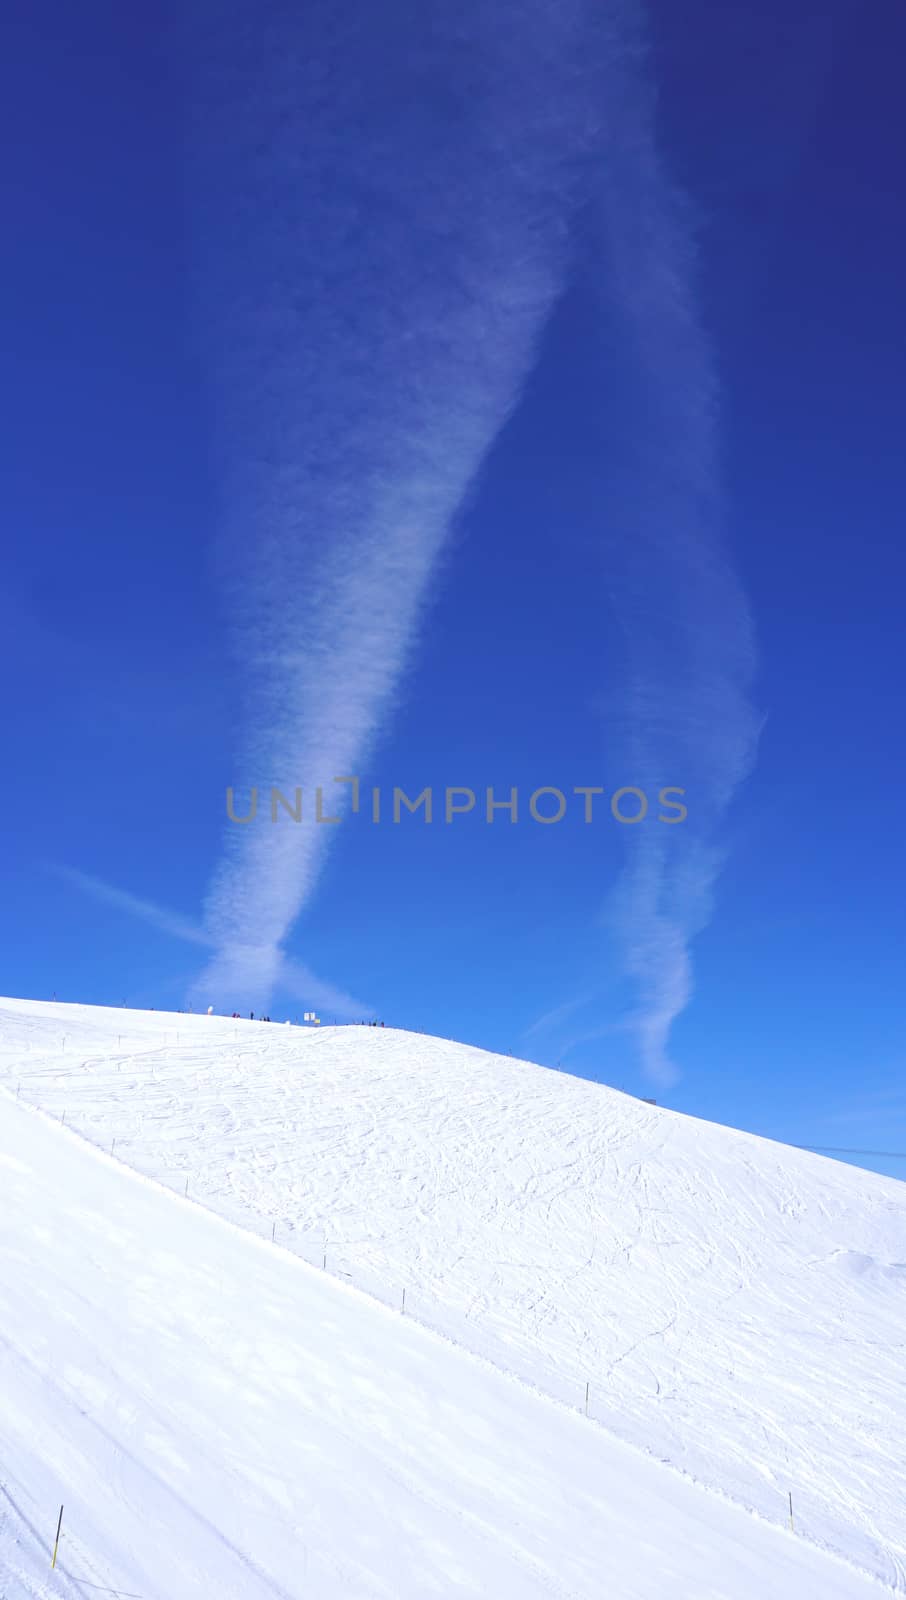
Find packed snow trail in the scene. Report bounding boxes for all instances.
[1,998,904,1591]
[1,1093,896,1599]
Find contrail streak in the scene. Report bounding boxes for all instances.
[184,0,760,1056]
[185,0,613,1008]
[51,865,371,1019]
[591,54,762,1083]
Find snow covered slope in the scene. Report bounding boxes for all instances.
[1,997,904,1595]
[0,1090,888,1600]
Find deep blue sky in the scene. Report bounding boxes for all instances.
[3,0,905,1178]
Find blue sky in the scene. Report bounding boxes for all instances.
[4,0,905,1179]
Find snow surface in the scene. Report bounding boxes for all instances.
[1,997,904,1597]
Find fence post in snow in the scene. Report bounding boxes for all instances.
[51,1505,64,1569]
[585,1382,589,1417]
[401,1288,406,1315]
[272,1221,276,1243]
[788,1492,794,1531]
[184,1176,189,1198]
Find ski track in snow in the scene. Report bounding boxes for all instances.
[1,997,904,1596]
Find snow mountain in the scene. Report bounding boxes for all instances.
[1,997,903,1597]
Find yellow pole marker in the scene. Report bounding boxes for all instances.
[52,1504,63,1569]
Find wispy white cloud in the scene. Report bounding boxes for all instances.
[186,0,619,1010]
[522,994,593,1041]
[50,865,210,948]
[591,64,763,1083]
[182,1,760,1052]
[52,865,370,1020]
[822,1084,906,1131]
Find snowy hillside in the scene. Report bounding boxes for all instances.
[1,997,904,1596]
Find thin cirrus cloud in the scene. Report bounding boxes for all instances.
[50,865,371,1020]
[51,866,211,949]
[182,0,760,1064]
[186,0,621,1010]
[588,67,762,1085]
[521,29,761,1085]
